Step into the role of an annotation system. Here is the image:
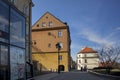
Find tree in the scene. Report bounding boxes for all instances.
[98,45,120,73]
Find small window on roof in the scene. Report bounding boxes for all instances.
[48,21,53,27]
[42,22,46,27]
[46,16,48,19]
[37,24,39,27]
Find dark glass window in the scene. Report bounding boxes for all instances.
[10,46,25,80]
[10,8,26,48]
[0,45,9,80]
[85,59,87,63]
[0,1,9,43]
[0,1,9,33]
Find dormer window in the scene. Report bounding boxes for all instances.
[48,21,53,27]
[46,16,48,19]
[42,22,46,27]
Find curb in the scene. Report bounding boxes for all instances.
[88,70,120,80]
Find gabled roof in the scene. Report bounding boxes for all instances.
[32,11,67,28]
[79,47,97,53]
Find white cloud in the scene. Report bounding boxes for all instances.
[116,27,120,30]
[79,28,115,46]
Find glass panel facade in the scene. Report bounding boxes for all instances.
[10,8,25,48]
[0,1,9,43]
[0,0,26,80]
[0,45,9,80]
[10,46,25,80]
[0,1,9,32]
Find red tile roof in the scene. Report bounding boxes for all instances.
[80,47,97,53]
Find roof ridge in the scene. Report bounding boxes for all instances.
[79,47,97,53]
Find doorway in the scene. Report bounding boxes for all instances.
[59,65,65,71]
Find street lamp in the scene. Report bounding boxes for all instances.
[56,43,61,73]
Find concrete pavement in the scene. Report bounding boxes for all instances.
[33,71,116,80]
[33,72,59,80]
[49,71,112,80]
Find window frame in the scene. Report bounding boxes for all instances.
[48,21,53,27]
[10,8,26,48]
[58,30,62,38]
[42,22,46,28]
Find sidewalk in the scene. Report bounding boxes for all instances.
[33,73,59,80]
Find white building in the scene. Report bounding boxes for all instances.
[77,47,99,70]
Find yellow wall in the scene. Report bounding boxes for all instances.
[32,12,71,72]
[32,29,69,52]
[32,52,69,72]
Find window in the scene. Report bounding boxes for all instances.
[10,8,26,48]
[0,1,9,33]
[46,16,48,19]
[32,41,36,45]
[42,22,46,27]
[59,55,62,60]
[0,31,9,43]
[37,24,39,27]
[85,54,87,57]
[0,1,9,43]
[58,30,62,37]
[79,60,81,63]
[10,46,25,80]
[48,43,51,48]
[0,45,9,80]
[85,59,87,63]
[0,45,8,65]
[48,21,53,27]
[48,32,51,36]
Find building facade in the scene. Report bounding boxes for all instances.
[32,12,71,72]
[77,47,99,70]
[0,0,33,80]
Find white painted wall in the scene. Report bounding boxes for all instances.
[77,53,99,70]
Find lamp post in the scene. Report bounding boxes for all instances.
[56,43,61,73]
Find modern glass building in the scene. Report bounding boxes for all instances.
[0,0,33,80]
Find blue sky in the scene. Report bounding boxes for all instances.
[32,0,120,61]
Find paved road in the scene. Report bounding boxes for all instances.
[49,71,112,80]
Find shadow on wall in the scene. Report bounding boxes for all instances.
[33,60,48,71]
[32,45,42,52]
[33,60,52,76]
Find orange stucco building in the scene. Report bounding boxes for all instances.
[32,12,71,72]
